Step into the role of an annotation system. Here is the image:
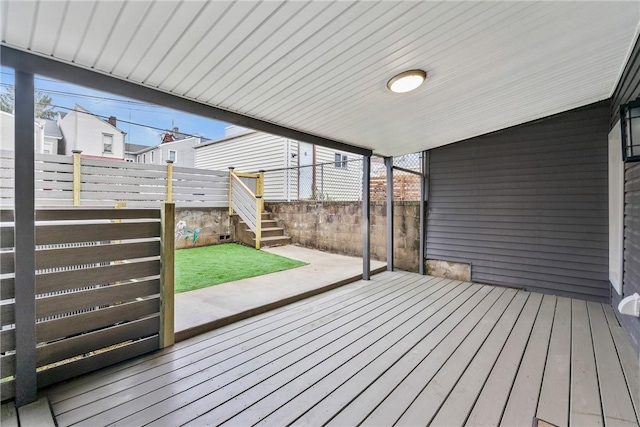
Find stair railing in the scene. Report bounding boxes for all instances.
[228,168,264,249]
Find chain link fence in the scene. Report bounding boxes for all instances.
[258,152,423,203]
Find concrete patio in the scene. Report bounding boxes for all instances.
[174,245,386,341]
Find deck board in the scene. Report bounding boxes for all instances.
[536,296,572,427]
[500,295,556,427]
[41,271,640,427]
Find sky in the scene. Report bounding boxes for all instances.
[0,66,231,146]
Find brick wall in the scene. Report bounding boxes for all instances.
[265,201,421,272]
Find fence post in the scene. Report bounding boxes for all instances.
[166,160,174,203]
[258,170,265,212]
[160,202,175,348]
[72,150,82,206]
[228,167,235,215]
[255,196,262,250]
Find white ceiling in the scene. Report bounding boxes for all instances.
[2,1,639,156]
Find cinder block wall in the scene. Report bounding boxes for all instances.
[265,201,421,272]
[175,207,232,250]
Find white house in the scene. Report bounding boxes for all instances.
[195,126,362,201]
[0,110,45,152]
[37,118,63,154]
[131,129,200,168]
[58,104,126,159]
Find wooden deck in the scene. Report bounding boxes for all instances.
[43,271,640,426]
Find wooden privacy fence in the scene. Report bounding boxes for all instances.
[370,174,421,201]
[0,205,175,402]
[0,150,228,208]
[229,168,263,249]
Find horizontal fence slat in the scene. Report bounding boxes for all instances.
[172,173,229,183]
[35,208,161,221]
[34,153,73,164]
[170,194,226,202]
[174,202,228,208]
[35,181,73,190]
[37,316,159,367]
[0,251,13,274]
[37,335,159,390]
[80,158,165,171]
[171,166,227,176]
[81,183,166,194]
[1,302,14,327]
[81,166,165,180]
[79,192,167,202]
[35,171,73,182]
[36,259,160,295]
[0,277,14,300]
[1,379,15,401]
[36,241,160,270]
[1,354,15,378]
[72,200,163,208]
[36,297,159,343]
[81,175,165,186]
[36,279,160,319]
[36,162,74,173]
[0,328,15,353]
[36,222,160,245]
[171,180,228,190]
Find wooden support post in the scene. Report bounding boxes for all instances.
[258,170,265,213]
[166,160,174,203]
[72,150,82,206]
[14,70,37,407]
[160,202,175,348]
[362,155,371,280]
[384,157,394,271]
[255,196,262,249]
[228,167,235,215]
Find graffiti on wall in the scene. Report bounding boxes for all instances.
[175,220,200,244]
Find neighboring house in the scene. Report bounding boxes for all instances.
[124,143,148,162]
[132,128,200,168]
[58,104,126,159]
[0,110,45,153]
[37,118,63,154]
[195,125,362,201]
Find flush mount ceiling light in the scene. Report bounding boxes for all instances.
[387,69,427,93]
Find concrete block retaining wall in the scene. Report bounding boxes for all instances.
[265,201,421,272]
[175,207,232,249]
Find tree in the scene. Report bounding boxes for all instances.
[0,86,56,119]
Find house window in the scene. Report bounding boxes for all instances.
[42,142,53,154]
[168,150,177,163]
[103,134,113,153]
[125,158,134,163]
[335,153,348,168]
[142,154,146,163]
[150,151,154,163]
[136,155,140,163]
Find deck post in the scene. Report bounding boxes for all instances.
[14,70,37,406]
[256,196,263,249]
[160,202,175,348]
[166,159,174,203]
[72,150,82,206]
[384,157,394,271]
[228,167,234,215]
[363,155,371,280]
[420,151,429,275]
[258,170,265,213]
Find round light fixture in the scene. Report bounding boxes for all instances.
[387,69,427,93]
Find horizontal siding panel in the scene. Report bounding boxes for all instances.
[427,101,609,301]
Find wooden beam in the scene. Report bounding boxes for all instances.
[160,203,175,348]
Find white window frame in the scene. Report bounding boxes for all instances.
[150,151,154,164]
[334,153,348,168]
[142,153,146,163]
[102,133,113,153]
[168,149,177,163]
[136,155,140,163]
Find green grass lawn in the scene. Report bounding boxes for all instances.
[174,243,307,293]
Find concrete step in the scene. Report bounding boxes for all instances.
[261,227,285,238]
[261,212,271,220]
[253,235,291,247]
